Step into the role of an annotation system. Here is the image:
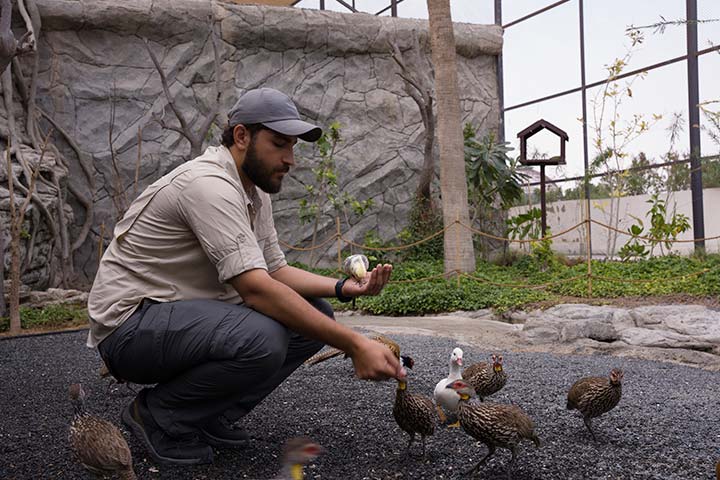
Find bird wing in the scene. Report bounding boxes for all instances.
[304,334,401,366]
[371,334,401,359]
[567,376,603,408]
[304,348,346,366]
[461,362,488,380]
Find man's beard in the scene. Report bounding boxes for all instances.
[242,140,286,194]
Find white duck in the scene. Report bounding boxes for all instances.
[433,347,464,425]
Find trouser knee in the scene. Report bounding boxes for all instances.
[305,297,335,320]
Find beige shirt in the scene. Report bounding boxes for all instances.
[87,145,287,348]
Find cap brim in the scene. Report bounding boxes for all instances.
[262,119,322,142]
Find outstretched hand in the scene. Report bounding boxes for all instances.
[342,264,393,297]
[348,336,406,381]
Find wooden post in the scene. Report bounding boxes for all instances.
[336,216,342,274]
[540,164,547,236]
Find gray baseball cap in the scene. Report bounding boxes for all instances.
[227,88,322,142]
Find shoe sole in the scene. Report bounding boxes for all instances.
[121,404,213,466]
[198,428,251,448]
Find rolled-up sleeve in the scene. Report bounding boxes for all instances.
[178,176,267,282]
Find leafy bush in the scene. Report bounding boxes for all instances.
[0,303,88,333]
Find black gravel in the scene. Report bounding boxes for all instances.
[1,329,719,479]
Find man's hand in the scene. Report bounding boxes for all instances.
[347,336,405,381]
[342,263,393,297]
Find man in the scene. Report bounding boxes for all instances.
[87,88,404,466]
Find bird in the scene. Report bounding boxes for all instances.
[716,460,719,480]
[392,356,437,457]
[566,368,624,441]
[68,383,136,479]
[275,436,323,480]
[433,347,463,425]
[445,379,540,479]
[462,353,508,401]
[343,254,370,283]
[304,333,409,367]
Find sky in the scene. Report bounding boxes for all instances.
[293,0,720,182]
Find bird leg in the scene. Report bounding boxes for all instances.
[583,416,597,441]
[434,405,450,425]
[506,446,518,480]
[421,436,427,458]
[406,433,416,456]
[466,445,495,476]
[444,411,460,428]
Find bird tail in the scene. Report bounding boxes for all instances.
[304,348,345,366]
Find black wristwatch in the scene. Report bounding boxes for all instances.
[335,278,354,303]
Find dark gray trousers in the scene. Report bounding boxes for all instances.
[98,298,331,437]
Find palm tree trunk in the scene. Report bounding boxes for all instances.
[426,0,476,274]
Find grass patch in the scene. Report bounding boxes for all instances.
[0,303,88,333]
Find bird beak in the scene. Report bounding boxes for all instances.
[457,357,463,366]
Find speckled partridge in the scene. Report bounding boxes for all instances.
[393,356,438,457]
[68,383,136,479]
[304,333,409,366]
[566,368,623,440]
[446,380,540,479]
[275,436,323,480]
[462,353,507,401]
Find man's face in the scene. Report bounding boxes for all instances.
[242,129,297,194]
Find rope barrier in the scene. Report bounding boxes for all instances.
[588,268,710,284]
[281,217,717,298]
[340,225,449,251]
[460,219,587,243]
[279,233,338,251]
[591,219,720,243]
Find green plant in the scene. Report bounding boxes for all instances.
[298,122,374,264]
[361,230,396,265]
[619,194,690,259]
[0,303,88,333]
[464,125,527,214]
[618,215,650,261]
[506,207,543,254]
[398,197,444,262]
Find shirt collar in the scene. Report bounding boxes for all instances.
[216,145,263,212]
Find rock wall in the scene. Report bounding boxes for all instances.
[2,0,502,285]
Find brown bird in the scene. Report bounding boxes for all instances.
[716,460,719,480]
[304,333,406,366]
[446,380,540,479]
[275,436,323,480]
[566,368,623,441]
[462,353,508,401]
[393,356,437,457]
[68,383,136,479]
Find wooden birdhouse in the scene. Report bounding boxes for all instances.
[517,119,568,166]
[516,120,569,235]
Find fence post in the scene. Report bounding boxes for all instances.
[336,216,342,273]
[585,200,592,297]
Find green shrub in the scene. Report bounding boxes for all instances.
[0,303,88,333]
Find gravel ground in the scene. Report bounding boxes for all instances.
[1,329,719,480]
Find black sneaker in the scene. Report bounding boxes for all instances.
[121,389,214,465]
[198,416,250,448]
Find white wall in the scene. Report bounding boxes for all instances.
[508,188,720,257]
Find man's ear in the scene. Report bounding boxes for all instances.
[233,124,251,149]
